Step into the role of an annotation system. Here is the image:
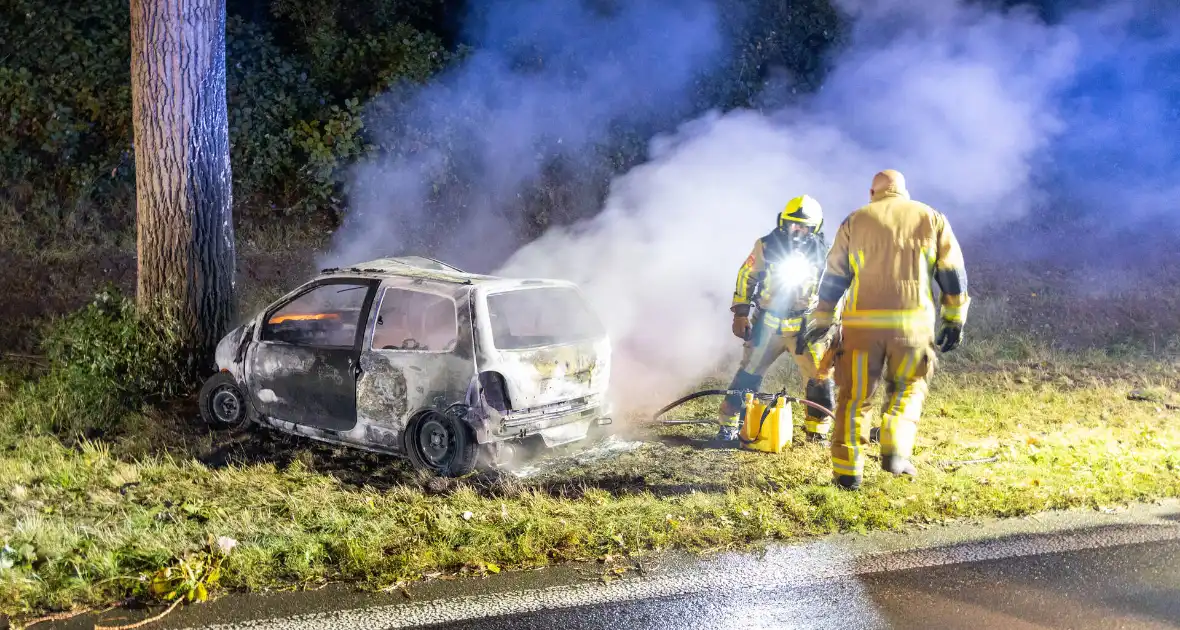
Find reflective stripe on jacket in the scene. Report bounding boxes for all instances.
[813,191,970,338]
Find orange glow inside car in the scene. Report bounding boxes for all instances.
[267,313,341,325]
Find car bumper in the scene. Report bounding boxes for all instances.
[477,395,612,447]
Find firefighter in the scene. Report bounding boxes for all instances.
[717,194,837,444]
[804,169,970,490]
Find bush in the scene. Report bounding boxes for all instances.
[0,0,136,247]
[227,0,451,228]
[0,286,190,440]
[225,15,328,224]
[269,0,448,98]
[0,0,848,250]
[41,285,194,399]
[0,0,449,246]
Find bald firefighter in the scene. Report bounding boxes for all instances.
[804,170,970,490]
[717,195,837,444]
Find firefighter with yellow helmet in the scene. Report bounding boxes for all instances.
[717,194,836,444]
[804,169,970,490]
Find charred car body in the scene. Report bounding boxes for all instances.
[198,256,612,476]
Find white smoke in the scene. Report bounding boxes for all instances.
[324,0,1180,415]
[496,0,1085,413]
[321,0,725,272]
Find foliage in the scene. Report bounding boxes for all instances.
[0,0,135,247]
[146,540,233,605]
[41,286,193,400]
[268,0,449,99]
[0,0,848,250]
[0,0,450,246]
[705,0,847,110]
[224,15,325,222]
[289,99,372,222]
[0,286,189,439]
[223,7,450,228]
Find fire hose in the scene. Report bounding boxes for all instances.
[651,388,996,466]
[651,388,834,446]
[652,388,834,424]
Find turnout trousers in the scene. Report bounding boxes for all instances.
[830,330,937,480]
[720,313,834,436]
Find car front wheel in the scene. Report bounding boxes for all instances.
[198,372,253,431]
[404,410,478,477]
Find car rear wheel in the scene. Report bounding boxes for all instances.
[405,410,477,477]
[198,372,253,431]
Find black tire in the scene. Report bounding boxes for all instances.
[198,372,253,431]
[404,410,478,477]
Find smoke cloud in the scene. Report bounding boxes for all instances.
[1038,1,1180,230]
[321,0,725,271]
[498,0,1068,412]
[499,0,1180,413]
[330,0,1180,415]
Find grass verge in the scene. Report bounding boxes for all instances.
[2,348,1179,619]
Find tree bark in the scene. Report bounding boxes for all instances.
[130,0,236,369]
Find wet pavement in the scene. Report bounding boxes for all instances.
[25,500,1180,629]
[430,538,1180,629]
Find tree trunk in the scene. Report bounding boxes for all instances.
[130,0,235,370]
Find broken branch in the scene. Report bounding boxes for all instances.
[94,598,182,630]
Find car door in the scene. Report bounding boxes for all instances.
[246,277,379,431]
[355,280,474,442]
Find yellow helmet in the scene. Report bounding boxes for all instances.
[778,194,823,232]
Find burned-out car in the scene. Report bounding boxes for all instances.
[198,256,612,476]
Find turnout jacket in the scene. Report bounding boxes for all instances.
[813,190,970,341]
[732,230,828,332]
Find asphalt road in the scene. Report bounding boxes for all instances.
[427,538,1180,630]
[25,501,1180,629]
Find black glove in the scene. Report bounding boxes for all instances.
[935,321,963,352]
[804,319,832,346]
[796,316,809,354]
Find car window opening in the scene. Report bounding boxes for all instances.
[261,283,369,348]
[486,287,604,350]
[372,288,458,352]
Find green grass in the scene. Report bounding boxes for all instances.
[3,347,1180,620]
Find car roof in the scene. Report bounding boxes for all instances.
[315,256,575,289]
[315,256,489,284]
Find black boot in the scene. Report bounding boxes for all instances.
[804,378,835,446]
[715,425,739,444]
[881,455,917,477]
[805,431,829,445]
[834,475,861,491]
[805,378,835,417]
